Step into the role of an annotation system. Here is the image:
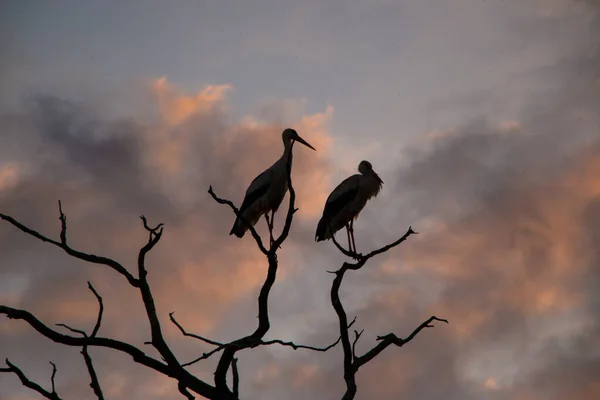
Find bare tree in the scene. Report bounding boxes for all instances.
[0,167,446,399]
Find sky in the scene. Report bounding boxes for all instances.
[1,0,599,399]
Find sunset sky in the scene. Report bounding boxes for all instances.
[1,1,599,399]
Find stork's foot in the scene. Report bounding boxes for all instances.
[350,252,363,261]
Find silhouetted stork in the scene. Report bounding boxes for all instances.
[230,128,316,242]
[315,160,383,253]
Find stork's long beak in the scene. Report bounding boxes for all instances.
[374,171,384,184]
[294,135,316,151]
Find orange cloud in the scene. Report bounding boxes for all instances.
[292,363,319,387]
[150,77,232,125]
[396,141,600,344]
[0,163,20,190]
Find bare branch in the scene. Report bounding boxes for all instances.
[49,362,57,394]
[58,200,67,245]
[362,226,418,261]
[0,208,139,287]
[259,338,340,352]
[56,323,87,336]
[351,329,364,362]
[260,317,356,352]
[214,146,298,396]
[182,346,228,367]
[354,316,448,370]
[178,382,195,400]
[0,305,221,398]
[329,228,361,259]
[355,316,448,370]
[170,312,223,346]
[232,358,240,398]
[1,359,61,400]
[328,226,426,399]
[140,215,164,240]
[88,281,104,338]
[207,185,268,255]
[330,265,357,399]
[82,348,104,400]
[182,319,357,368]
[136,217,181,369]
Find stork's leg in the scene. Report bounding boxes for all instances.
[264,213,274,246]
[345,223,352,253]
[349,219,357,255]
[269,210,276,246]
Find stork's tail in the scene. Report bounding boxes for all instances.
[229,218,246,238]
[315,216,330,242]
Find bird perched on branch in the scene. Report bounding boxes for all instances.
[230,128,316,242]
[315,160,383,254]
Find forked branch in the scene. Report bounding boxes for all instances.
[329,225,446,400]
[0,204,138,287]
[209,147,298,396]
[0,205,223,399]
[0,360,61,400]
[207,186,268,255]
[55,281,105,400]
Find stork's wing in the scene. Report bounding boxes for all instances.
[239,168,272,213]
[321,175,360,218]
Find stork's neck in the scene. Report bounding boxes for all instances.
[282,138,294,159]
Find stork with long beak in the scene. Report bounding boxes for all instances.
[230,128,316,243]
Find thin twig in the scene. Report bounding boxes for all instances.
[208,185,268,255]
[140,215,164,241]
[136,217,181,369]
[351,329,364,362]
[260,317,356,352]
[82,348,104,400]
[330,228,361,259]
[88,282,104,338]
[49,362,57,394]
[182,346,227,367]
[170,312,223,346]
[55,323,87,337]
[1,359,62,400]
[0,208,138,287]
[354,316,448,370]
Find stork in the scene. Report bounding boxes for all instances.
[230,128,316,243]
[315,160,383,254]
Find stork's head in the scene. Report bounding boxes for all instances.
[358,160,383,184]
[282,128,316,151]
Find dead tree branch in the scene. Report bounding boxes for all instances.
[1,203,225,400]
[208,186,269,255]
[232,358,240,398]
[328,225,446,399]
[0,205,138,287]
[353,316,449,370]
[170,312,224,347]
[0,360,62,400]
[209,144,298,397]
[55,281,105,400]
